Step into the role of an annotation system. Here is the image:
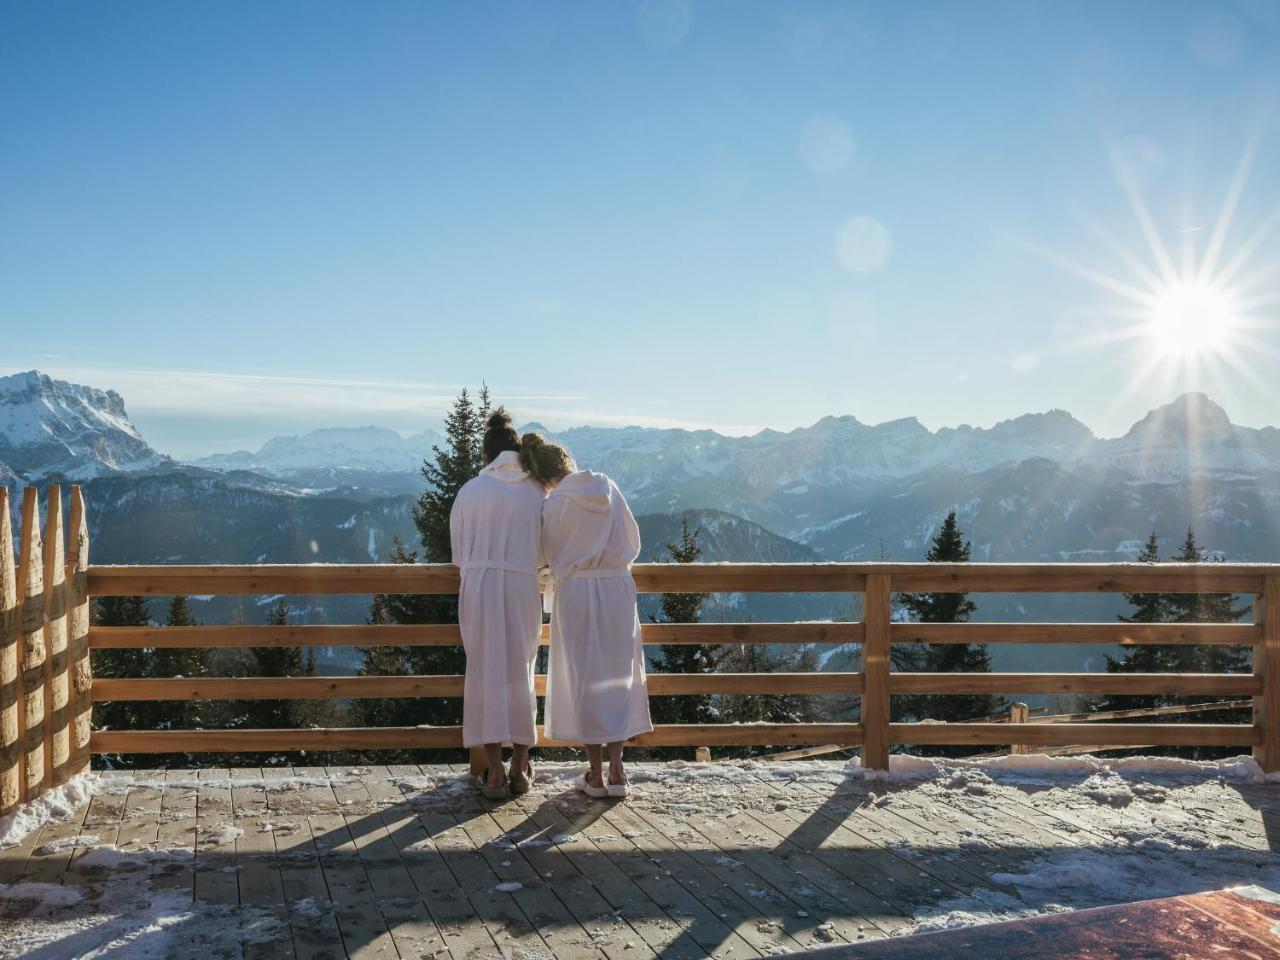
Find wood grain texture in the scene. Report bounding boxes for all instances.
[42,486,68,790]
[16,488,44,801]
[891,722,1259,747]
[1009,703,1030,756]
[93,670,864,701]
[861,573,891,771]
[0,489,18,816]
[88,619,863,649]
[889,672,1260,695]
[91,722,865,753]
[893,621,1258,645]
[1255,575,1280,771]
[65,487,91,779]
[86,561,1271,598]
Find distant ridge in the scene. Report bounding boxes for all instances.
[0,370,169,480]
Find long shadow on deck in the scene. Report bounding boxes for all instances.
[9,765,1280,960]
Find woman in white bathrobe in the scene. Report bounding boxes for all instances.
[519,434,653,798]
[450,409,546,799]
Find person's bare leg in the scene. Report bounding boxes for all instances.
[584,744,605,788]
[607,742,626,786]
[511,743,531,780]
[484,743,505,786]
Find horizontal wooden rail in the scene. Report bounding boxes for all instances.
[88,621,862,650]
[1036,700,1251,724]
[89,720,1256,752]
[888,673,1260,696]
[92,672,862,701]
[90,722,865,753]
[890,722,1259,747]
[86,561,1270,597]
[86,563,868,596]
[892,622,1260,645]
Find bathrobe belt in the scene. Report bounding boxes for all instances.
[561,568,631,580]
[457,560,538,577]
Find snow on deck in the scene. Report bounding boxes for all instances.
[0,758,1277,958]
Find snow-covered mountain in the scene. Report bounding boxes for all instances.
[0,371,170,480]
[5,373,1275,677]
[192,425,444,476]
[5,371,1277,571]
[524,393,1280,555]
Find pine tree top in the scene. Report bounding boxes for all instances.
[925,510,971,563]
[665,517,704,564]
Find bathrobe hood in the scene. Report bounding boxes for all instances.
[481,449,531,483]
[549,470,613,512]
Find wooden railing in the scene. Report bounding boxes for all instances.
[1,484,1277,818]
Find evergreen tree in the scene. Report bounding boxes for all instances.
[896,510,1002,731]
[1102,529,1251,733]
[1102,531,1178,708]
[135,596,211,735]
[412,385,489,568]
[358,386,492,756]
[717,644,828,755]
[90,596,151,740]
[648,518,717,726]
[243,599,313,730]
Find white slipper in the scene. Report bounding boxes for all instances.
[478,768,509,801]
[575,773,609,799]
[606,775,629,799]
[510,761,534,795]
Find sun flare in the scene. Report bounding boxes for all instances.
[1148,281,1235,358]
[1045,135,1279,412]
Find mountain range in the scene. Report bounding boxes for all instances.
[2,368,1276,675]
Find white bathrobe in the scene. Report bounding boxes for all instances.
[450,450,545,748]
[542,471,653,744]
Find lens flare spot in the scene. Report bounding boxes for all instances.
[1148,283,1233,357]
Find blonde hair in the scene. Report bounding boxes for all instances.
[518,432,576,488]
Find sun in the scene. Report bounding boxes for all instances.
[1040,133,1279,411]
[1148,281,1235,358]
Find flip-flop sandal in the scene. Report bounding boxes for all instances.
[575,773,609,799]
[479,768,509,801]
[510,761,534,795]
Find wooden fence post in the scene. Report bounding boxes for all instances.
[861,573,891,771]
[43,486,69,789]
[16,487,46,800]
[1255,575,1280,772]
[0,489,19,816]
[1009,702,1030,755]
[67,486,92,779]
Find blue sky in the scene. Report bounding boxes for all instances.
[3,1,1279,458]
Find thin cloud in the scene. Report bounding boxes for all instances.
[2,366,586,420]
[1,363,758,438]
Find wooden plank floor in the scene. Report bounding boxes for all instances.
[1,761,1278,959]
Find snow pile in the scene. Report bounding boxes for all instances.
[35,833,100,856]
[0,841,286,957]
[848,753,1280,936]
[76,843,194,870]
[0,773,101,848]
[849,752,1279,785]
[0,881,85,914]
[201,825,243,846]
[0,887,287,957]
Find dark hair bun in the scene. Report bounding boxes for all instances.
[487,407,513,431]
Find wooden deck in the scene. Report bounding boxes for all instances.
[1,761,1278,959]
